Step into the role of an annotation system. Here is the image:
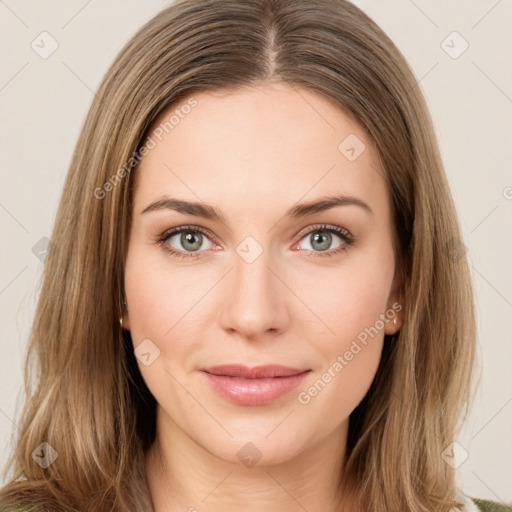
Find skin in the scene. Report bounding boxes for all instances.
[122,81,402,512]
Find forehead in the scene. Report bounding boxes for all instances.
[133,82,388,218]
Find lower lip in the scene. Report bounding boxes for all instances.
[200,371,311,406]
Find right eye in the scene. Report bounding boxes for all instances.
[157,225,218,260]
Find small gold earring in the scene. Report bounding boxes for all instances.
[393,316,398,326]
[119,317,124,329]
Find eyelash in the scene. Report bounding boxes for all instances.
[155,223,355,260]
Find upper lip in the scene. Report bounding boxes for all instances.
[200,364,310,379]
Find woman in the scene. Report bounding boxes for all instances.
[0,0,509,510]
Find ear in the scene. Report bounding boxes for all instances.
[121,310,131,331]
[384,265,404,336]
[120,291,130,330]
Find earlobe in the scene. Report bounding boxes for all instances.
[384,312,401,336]
[385,267,404,336]
[120,315,130,330]
[120,294,130,330]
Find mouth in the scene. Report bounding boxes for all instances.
[199,364,311,406]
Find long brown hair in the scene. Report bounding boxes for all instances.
[0,1,476,510]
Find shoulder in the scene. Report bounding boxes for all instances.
[470,497,512,512]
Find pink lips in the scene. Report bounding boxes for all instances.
[200,364,311,406]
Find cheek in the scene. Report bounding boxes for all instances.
[303,272,388,380]
[292,247,395,343]
[123,246,209,409]
[293,247,394,405]
[294,274,390,429]
[124,244,209,342]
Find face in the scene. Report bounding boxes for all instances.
[123,82,402,467]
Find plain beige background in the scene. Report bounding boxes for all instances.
[0,0,511,504]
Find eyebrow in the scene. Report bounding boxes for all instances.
[140,194,373,220]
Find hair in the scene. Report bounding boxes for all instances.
[0,0,477,510]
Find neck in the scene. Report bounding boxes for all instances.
[145,407,360,512]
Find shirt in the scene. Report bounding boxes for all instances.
[456,489,512,511]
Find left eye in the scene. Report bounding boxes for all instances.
[294,225,353,254]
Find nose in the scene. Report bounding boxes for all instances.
[218,248,290,341]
